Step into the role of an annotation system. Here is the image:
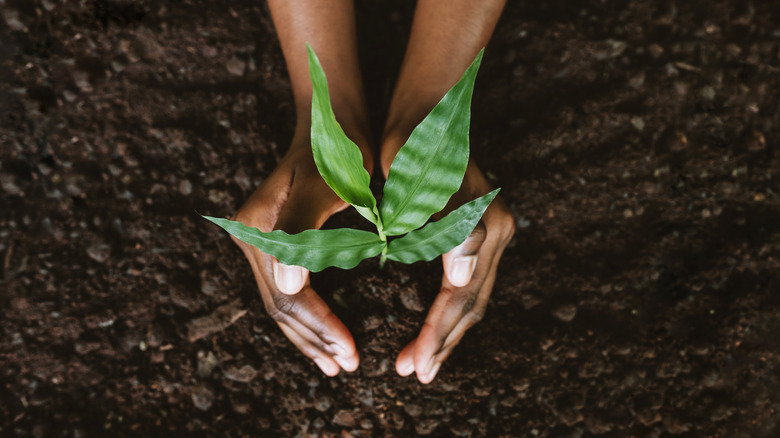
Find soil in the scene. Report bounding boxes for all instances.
[2,0,779,437]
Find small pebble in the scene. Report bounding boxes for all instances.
[700,86,716,101]
[232,400,250,414]
[226,57,246,76]
[400,287,425,312]
[314,396,332,412]
[191,385,214,411]
[356,387,374,407]
[631,117,645,132]
[403,404,423,417]
[179,179,193,195]
[516,216,531,229]
[415,418,440,435]
[0,173,21,195]
[332,409,355,428]
[552,304,578,322]
[648,44,664,58]
[86,243,110,263]
[4,9,25,31]
[223,365,258,383]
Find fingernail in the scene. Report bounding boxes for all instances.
[426,362,441,381]
[332,355,351,371]
[398,360,415,376]
[314,358,338,376]
[451,255,477,287]
[274,262,306,294]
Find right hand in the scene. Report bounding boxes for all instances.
[230,139,366,376]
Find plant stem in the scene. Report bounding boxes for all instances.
[375,211,387,243]
[379,244,388,268]
[376,214,387,268]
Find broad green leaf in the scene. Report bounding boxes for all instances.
[203,216,385,272]
[307,44,379,225]
[380,49,484,236]
[386,188,499,264]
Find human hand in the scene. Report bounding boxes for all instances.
[393,160,515,383]
[231,138,371,376]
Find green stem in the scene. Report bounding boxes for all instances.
[374,207,387,267]
[375,210,387,243]
[379,244,388,268]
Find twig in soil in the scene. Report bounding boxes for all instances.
[186,298,248,342]
[3,241,28,282]
[3,241,13,273]
[674,62,701,72]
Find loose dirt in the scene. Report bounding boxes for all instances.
[1,1,779,436]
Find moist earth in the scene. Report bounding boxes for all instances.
[1,1,779,437]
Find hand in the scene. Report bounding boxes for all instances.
[231,137,370,376]
[394,160,515,383]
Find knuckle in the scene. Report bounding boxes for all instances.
[267,294,297,321]
[265,306,286,322]
[438,287,456,303]
[469,221,488,243]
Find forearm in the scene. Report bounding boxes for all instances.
[267,0,372,152]
[381,0,506,167]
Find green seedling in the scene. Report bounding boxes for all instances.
[203,45,499,272]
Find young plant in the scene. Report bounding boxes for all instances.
[203,45,499,272]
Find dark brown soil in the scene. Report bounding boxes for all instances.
[2,1,780,437]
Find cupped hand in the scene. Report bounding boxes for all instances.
[231,139,369,376]
[395,160,515,383]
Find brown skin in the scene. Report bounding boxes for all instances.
[233,0,513,382]
[232,0,371,376]
[380,0,512,383]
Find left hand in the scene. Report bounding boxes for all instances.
[395,160,515,383]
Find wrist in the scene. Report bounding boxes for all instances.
[379,129,407,178]
[288,103,374,175]
[380,92,443,177]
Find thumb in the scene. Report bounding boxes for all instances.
[271,164,346,295]
[272,259,308,295]
[442,221,487,287]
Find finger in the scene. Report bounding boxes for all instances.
[271,158,346,295]
[278,321,340,376]
[402,162,515,383]
[412,238,503,383]
[442,221,487,287]
[395,339,417,377]
[416,306,486,376]
[270,285,360,372]
[412,287,467,384]
[241,243,359,372]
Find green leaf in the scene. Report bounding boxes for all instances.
[203,216,385,272]
[386,188,499,264]
[307,44,379,226]
[380,49,484,236]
